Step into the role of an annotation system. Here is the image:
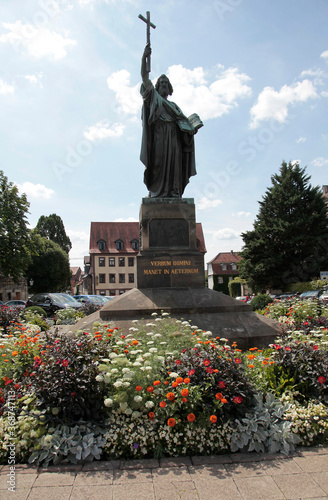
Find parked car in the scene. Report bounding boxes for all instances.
[73,295,105,306]
[26,293,82,317]
[5,300,26,309]
[319,291,328,302]
[299,290,323,300]
[89,295,115,303]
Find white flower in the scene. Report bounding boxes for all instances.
[144,366,152,371]
[113,380,123,388]
[132,411,141,418]
[136,357,144,362]
[109,352,118,359]
[155,318,162,322]
[176,320,181,324]
[145,401,154,409]
[153,334,162,338]
[143,352,152,358]
[146,322,156,326]
[146,332,154,336]
[151,312,158,317]
[149,348,158,353]
[169,372,179,378]
[123,382,131,388]
[122,368,130,373]
[191,325,198,329]
[104,398,113,407]
[159,342,167,345]
[111,368,118,374]
[125,408,133,415]
[161,312,169,316]
[133,362,142,367]
[96,375,104,382]
[104,374,111,384]
[134,396,143,403]
[129,327,139,332]
[181,321,190,326]
[147,341,154,345]
[203,331,213,336]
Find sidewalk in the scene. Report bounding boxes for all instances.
[1,446,327,499]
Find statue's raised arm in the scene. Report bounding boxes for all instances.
[141,44,151,84]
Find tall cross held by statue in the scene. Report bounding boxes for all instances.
[138,11,156,73]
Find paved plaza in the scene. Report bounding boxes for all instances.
[0,446,327,499]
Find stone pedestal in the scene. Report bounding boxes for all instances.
[137,198,205,288]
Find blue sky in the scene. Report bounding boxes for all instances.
[1,0,327,269]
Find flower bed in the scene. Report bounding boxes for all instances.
[0,305,327,466]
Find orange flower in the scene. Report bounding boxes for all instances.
[247,354,256,360]
[221,398,228,404]
[22,350,28,355]
[262,360,268,365]
[176,377,183,384]
[248,364,255,369]
[149,412,155,419]
[164,381,169,385]
[147,386,154,393]
[210,415,217,423]
[182,397,187,403]
[153,380,161,386]
[181,388,189,397]
[172,382,178,388]
[132,340,138,345]
[215,393,223,400]
[11,351,18,356]
[159,401,166,408]
[187,413,195,422]
[183,378,190,384]
[124,349,129,354]
[107,329,114,333]
[167,418,176,427]
[136,386,142,391]
[167,392,175,401]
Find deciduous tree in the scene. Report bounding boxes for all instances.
[35,214,72,253]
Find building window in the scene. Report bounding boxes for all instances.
[98,240,106,251]
[119,274,125,283]
[128,273,134,283]
[99,257,105,267]
[131,239,139,251]
[220,263,227,271]
[109,274,116,283]
[128,257,134,267]
[119,290,125,295]
[231,263,237,271]
[116,239,123,250]
[99,274,106,283]
[119,257,125,267]
[109,257,115,267]
[110,290,116,296]
[100,291,106,296]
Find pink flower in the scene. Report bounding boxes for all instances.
[318,376,326,385]
[188,369,195,376]
[218,381,226,389]
[203,359,210,366]
[62,359,69,367]
[233,396,243,404]
[234,358,242,364]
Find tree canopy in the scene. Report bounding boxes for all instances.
[35,214,72,253]
[0,170,32,282]
[27,234,71,293]
[239,161,328,292]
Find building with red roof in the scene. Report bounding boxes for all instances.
[207,250,242,294]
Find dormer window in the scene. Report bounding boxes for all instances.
[220,263,227,271]
[131,239,139,251]
[98,240,106,251]
[231,263,237,271]
[116,239,123,250]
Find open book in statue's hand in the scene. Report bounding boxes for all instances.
[177,113,204,134]
[188,113,204,132]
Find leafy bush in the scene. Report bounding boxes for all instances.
[25,306,47,317]
[0,306,21,334]
[26,331,109,422]
[55,307,80,325]
[250,294,273,311]
[265,342,328,403]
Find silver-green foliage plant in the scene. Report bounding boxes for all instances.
[28,423,107,467]
[230,392,300,454]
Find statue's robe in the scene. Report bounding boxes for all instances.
[140,80,196,198]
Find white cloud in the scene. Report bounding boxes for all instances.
[0,79,14,95]
[17,182,54,199]
[0,21,76,59]
[107,70,141,115]
[320,50,328,61]
[24,72,43,88]
[197,197,222,210]
[237,211,251,217]
[106,64,251,120]
[83,121,125,141]
[167,64,252,120]
[312,157,328,168]
[296,136,307,143]
[321,91,328,97]
[67,229,89,268]
[114,217,138,222]
[249,79,318,129]
[213,228,240,240]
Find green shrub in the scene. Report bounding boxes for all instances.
[25,306,47,317]
[250,294,273,311]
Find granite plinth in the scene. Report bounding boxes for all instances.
[99,287,281,350]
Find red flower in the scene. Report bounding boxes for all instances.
[206,367,214,374]
[147,386,154,393]
[149,412,155,419]
[318,376,326,385]
[203,359,210,366]
[14,383,20,390]
[167,392,175,401]
[159,401,166,408]
[5,379,13,386]
[136,386,142,391]
[188,369,195,376]
[233,396,243,404]
[181,388,189,397]
[187,413,195,422]
[210,415,217,423]
[218,381,225,389]
[234,358,242,364]
[167,418,176,427]
[175,360,181,365]
[62,359,69,367]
